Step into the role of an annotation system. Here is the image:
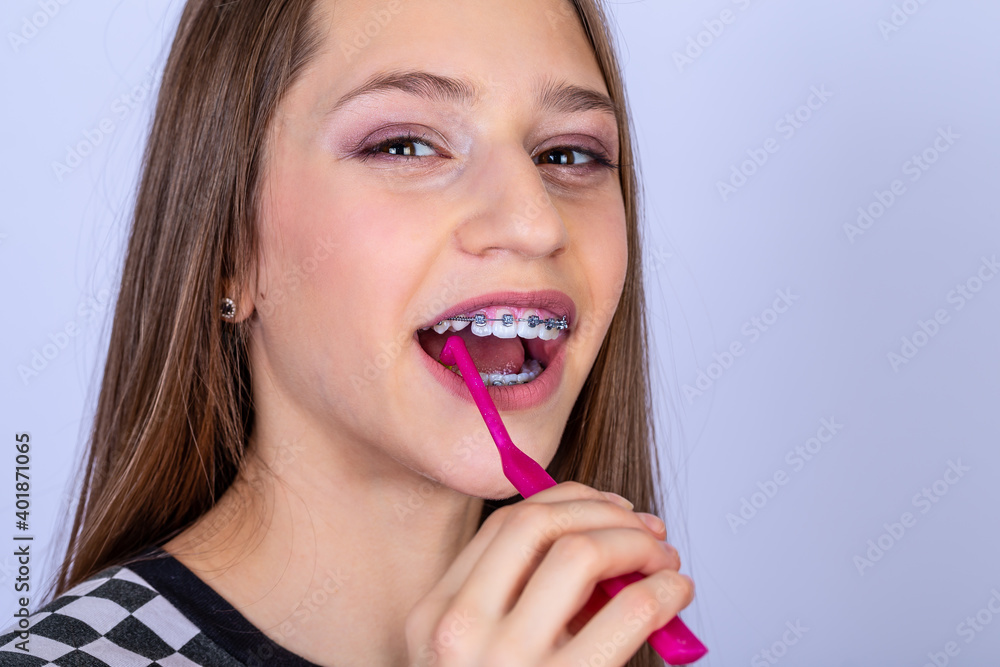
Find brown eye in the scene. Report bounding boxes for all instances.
[536,148,594,166]
[372,136,436,157]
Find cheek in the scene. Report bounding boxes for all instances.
[576,198,628,306]
[257,153,394,313]
[255,158,445,374]
[559,199,627,363]
[602,216,628,298]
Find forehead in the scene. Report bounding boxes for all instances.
[300,0,612,115]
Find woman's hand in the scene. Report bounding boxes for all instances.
[404,481,694,667]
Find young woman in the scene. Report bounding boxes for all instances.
[1,0,695,664]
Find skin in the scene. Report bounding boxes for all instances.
[164,0,692,664]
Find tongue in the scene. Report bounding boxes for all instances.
[418,327,526,375]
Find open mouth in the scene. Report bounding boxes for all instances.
[416,306,570,386]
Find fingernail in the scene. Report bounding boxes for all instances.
[638,512,665,534]
[601,491,634,510]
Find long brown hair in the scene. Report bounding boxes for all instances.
[50,1,664,664]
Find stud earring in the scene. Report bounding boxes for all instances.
[220,297,236,320]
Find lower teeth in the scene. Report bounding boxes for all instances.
[444,358,542,385]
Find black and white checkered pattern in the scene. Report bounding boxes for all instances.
[0,564,240,666]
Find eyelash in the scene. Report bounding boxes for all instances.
[357,131,620,171]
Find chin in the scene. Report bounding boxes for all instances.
[429,428,564,502]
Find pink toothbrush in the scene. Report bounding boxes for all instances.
[439,335,708,665]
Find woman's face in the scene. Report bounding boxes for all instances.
[253,0,627,498]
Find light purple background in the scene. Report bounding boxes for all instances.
[2,1,998,665]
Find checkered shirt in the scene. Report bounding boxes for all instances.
[0,549,321,666]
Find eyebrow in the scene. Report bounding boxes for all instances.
[327,68,620,122]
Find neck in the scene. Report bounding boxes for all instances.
[164,426,484,666]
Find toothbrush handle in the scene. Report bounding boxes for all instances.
[439,336,707,663]
[505,453,707,665]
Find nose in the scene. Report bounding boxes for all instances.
[455,144,568,260]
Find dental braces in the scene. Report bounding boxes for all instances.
[440,313,569,330]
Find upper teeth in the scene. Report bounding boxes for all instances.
[429,309,568,341]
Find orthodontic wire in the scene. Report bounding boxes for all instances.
[438,313,569,330]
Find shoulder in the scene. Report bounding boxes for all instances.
[0,559,242,666]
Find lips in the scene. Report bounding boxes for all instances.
[413,289,576,410]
